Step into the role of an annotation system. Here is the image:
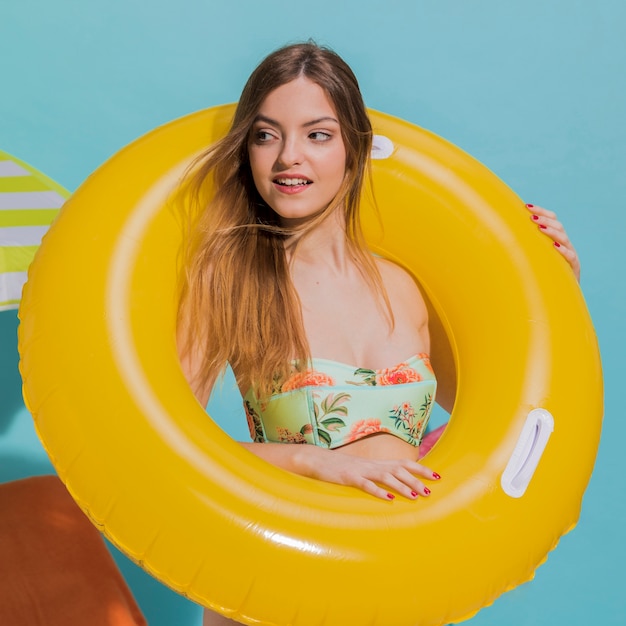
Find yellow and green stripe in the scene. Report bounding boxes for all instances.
[0,150,70,310]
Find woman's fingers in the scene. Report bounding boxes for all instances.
[356,478,401,501]
[307,447,441,501]
[525,203,581,282]
[340,457,440,501]
[553,242,581,281]
[386,465,432,499]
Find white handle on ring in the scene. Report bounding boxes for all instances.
[371,134,394,159]
[501,408,555,498]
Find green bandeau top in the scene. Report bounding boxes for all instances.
[243,353,437,449]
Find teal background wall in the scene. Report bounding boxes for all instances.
[1,1,624,625]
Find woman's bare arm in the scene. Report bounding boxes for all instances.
[240,441,439,500]
[177,321,215,408]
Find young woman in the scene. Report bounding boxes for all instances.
[176,42,579,625]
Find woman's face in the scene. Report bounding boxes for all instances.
[248,76,347,227]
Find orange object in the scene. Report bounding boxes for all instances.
[0,475,146,626]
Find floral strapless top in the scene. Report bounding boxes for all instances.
[243,353,437,449]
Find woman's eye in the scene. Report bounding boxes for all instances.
[309,131,332,142]
[254,130,274,143]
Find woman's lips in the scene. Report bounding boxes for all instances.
[272,177,312,194]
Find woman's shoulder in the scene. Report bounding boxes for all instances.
[375,257,423,293]
[374,257,428,316]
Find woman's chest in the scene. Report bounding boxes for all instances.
[297,280,427,369]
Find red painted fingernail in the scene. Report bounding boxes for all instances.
[423,487,431,495]
[526,203,534,208]
[540,225,547,229]
[411,491,418,498]
[532,214,539,221]
[387,493,395,500]
[432,472,441,480]
[554,242,561,248]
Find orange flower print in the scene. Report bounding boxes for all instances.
[244,401,265,443]
[346,418,390,442]
[417,353,435,375]
[276,427,307,444]
[281,370,335,393]
[377,364,422,386]
[390,398,431,446]
[401,402,415,418]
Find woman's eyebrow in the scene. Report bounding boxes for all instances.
[252,115,279,126]
[252,115,339,127]
[303,116,339,127]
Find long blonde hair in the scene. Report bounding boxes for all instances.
[178,42,386,398]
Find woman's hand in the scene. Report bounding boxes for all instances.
[241,442,440,501]
[321,452,439,501]
[526,203,581,282]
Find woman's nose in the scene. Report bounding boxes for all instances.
[276,137,304,168]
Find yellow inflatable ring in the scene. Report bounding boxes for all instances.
[18,105,603,626]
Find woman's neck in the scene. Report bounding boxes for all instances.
[286,209,354,274]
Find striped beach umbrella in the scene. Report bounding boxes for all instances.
[0,150,69,311]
